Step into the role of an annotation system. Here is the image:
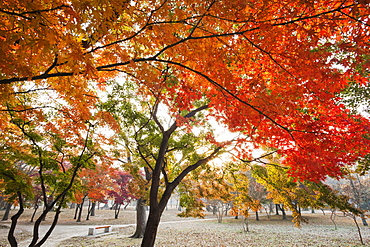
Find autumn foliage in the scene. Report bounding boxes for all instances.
[1,0,370,182]
[1,0,370,246]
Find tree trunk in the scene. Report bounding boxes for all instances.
[217,206,223,223]
[76,202,84,222]
[73,204,79,219]
[242,216,249,232]
[86,201,92,221]
[91,202,96,216]
[275,204,280,215]
[360,214,368,226]
[8,195,24,247]
[2,202,12,221]
[280,205,287,220]
[30,204,39,223]
[269,201,274,215]
[131,198,147,238]
[140,207,162,247]
[114,204,121,219]
[255,211,259,221]
[264,206,270,219]
[30,203,63,247]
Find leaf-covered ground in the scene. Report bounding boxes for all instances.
[0,207,369,246]
[57,215,369,247]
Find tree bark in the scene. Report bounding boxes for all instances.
[255,211,259,221]
[280,205,287,220]
[131,198,147,238]
[86,201,92,221]
[140,207,162,247]
[8,193,23,247]
[30,204,39,223]
[91,202,96,216]
[360,214,368,226]
[76,202,84,222]
[2,202,12,221]
[114,204,121,219]
[73,204,79,219]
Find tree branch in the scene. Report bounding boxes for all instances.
[0,3,358,85]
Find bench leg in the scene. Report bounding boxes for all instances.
[104,226,112,233]
[88,228,96,235]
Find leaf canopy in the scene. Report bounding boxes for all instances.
[1,0,370,180]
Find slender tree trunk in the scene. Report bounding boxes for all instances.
[351,214,364,245]
[360,214,368,226]
[275,204,280,215]
[8,193,23,247]
[264,206,270,219]
[2,202,12,221]
[86,201,92,221]
[330,210,337,230]
[255,211,259,221]
[76,201,84,222]
[73,204,79,219]
[114,204,121,219]
[269,201,274,215]
[131,198,147,238]
[280,205,286,220]
[91,202,96,216]
[32,202,64,247]
[217,206,223,223]
[30,204,39,223]
[242,216,249,232]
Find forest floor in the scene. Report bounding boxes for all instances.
[0,206,369,246]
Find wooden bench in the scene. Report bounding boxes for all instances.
[88,225,112,236]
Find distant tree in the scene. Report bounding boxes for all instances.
[328,173,370,226]
[252,150,363,226]
[108,170,136,219]
[178,164,235,223]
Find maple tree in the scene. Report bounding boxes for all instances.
[0,79,113,246]
[103,81,226,245]
[107,170,136,219]
[72,163,117,222]
[178,164,235,222]
[251,150,363,227]
[2,1,370,246]
[2,115,99,246]
[230,170,268,222]
[1,0,369,179]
